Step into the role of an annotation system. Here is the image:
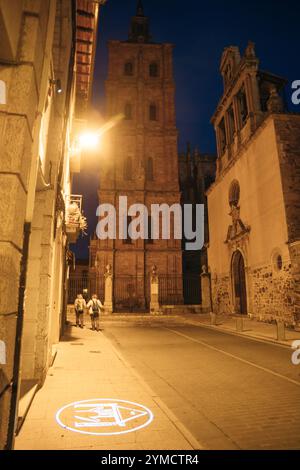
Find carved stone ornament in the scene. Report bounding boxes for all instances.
[151,264,158,282]
[226,204,250,244]
[105,264,112,278]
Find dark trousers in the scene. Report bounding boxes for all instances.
[90,313,100,331]
[75,310,84,327]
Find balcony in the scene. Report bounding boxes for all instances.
[65,195,87,243]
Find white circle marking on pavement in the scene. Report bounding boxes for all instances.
[55,398,154,436]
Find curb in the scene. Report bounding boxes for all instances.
[182,319,296,349]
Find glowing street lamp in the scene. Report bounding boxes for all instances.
[78,132,101,150]
[72,113,124,155]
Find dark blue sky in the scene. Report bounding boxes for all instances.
[72,0,300,259]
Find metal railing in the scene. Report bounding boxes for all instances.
[113,275,150,313]
[68,273,201,309]
[68,274,104,304]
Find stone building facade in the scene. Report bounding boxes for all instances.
[0,0,102,449]
[179,145,216,303]
[90,2,182,311]
[207,42,300,326]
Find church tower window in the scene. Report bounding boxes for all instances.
[124,157,133,180]
[149,103,158,121]
[238,86,249,127]
[218,118,226,155]
[124,62,134,76]
[149,62,159,77]
[124,103,133,120]
[229,180,240,207]
[146,157,154,180]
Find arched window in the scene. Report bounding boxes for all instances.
[229,180,240,207]
[124,103,132,120]
[124,62,134,76]
[0,80,6,105]
[124,157,133,181]
[146,157,154,181]
[149,103,158,121]
[149,62,159,77]
[238,85,248,126]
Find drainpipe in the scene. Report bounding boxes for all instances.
[5,222,31,450]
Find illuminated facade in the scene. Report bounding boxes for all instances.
[207,42,300,326]
[89,1,183,311]
[0,0,103,449]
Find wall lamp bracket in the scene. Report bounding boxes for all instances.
[49,79,62,94]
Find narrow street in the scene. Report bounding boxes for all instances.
[15,317,300,451]
[103,320,300,450]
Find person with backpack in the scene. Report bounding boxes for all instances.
[87,294,103,331]
[74,294,86,328]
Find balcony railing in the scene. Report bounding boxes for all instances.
[65,195,87,243]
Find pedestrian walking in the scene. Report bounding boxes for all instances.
[82,288,89,304]
[74,294,86,328]
[87,294,103,331]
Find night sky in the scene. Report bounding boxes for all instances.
[72,0,300,260]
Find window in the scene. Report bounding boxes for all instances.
[149,62,159,77]
[123,216,133,244]
[124,62,134,76]
[149,104,158,121]
[146,157,154,181]
[238,86,249,126]
[124,157,133,181]
[227,105,235,144]
[229,180,240,207]
[146,216,153,244]
[124,103,132,120]
[272,251,283,272]
[276,255,283,271]
[218,118,226,155]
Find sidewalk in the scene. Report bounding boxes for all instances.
[182,314,300,347]
[15,323,200,451]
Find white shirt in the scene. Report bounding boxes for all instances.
[87,299,103,315]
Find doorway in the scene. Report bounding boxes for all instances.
[231,250,247,315]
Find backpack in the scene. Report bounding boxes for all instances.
[92,301,100,314]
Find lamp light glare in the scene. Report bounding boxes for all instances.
[78,132,100,150]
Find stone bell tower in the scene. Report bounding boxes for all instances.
[90,0,183,311]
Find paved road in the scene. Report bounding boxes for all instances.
[102,321,300,450]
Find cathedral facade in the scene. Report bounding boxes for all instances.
[207,42,300,326]
[89,2,183,311]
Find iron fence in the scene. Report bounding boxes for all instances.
[68,273,201,309]
[159,275,183,305]
[68,274,105,304]
[113,275,150,313]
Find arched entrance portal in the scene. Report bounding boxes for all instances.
[232,251,247,315]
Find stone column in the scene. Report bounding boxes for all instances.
[150,265,161,315]
[201,266,212,314]
[104,264,113,315]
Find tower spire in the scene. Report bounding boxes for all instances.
[136,0,144,16]
[129,0,151,43]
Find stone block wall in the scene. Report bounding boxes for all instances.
[211,274,231,315]
[211,262,295,325]
[250,263,294,324]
